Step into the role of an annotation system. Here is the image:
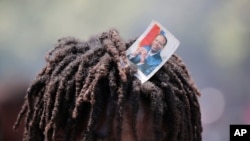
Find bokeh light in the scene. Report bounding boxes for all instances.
[200,88,225,125]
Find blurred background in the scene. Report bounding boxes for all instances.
[0,0,249,140]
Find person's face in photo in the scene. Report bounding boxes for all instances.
[151,35,166,53]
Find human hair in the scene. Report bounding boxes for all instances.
[13,29,202,141]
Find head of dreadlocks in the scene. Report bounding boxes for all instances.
[14,28,202,141]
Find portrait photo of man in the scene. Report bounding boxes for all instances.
[126,21,180,83]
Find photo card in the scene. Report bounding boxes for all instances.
[126,20,180,83]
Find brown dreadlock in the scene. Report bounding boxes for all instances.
[13,29,202,141]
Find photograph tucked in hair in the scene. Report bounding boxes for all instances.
[13,29,202,141]
[126,21,180,83]
[128,34,167,75]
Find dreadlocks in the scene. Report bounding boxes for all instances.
[13,29,202,141]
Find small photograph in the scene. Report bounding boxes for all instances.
[126,20,180,83]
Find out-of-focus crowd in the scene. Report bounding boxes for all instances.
[0,79,28,140]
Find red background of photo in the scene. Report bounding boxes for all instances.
[139,24,160,47]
